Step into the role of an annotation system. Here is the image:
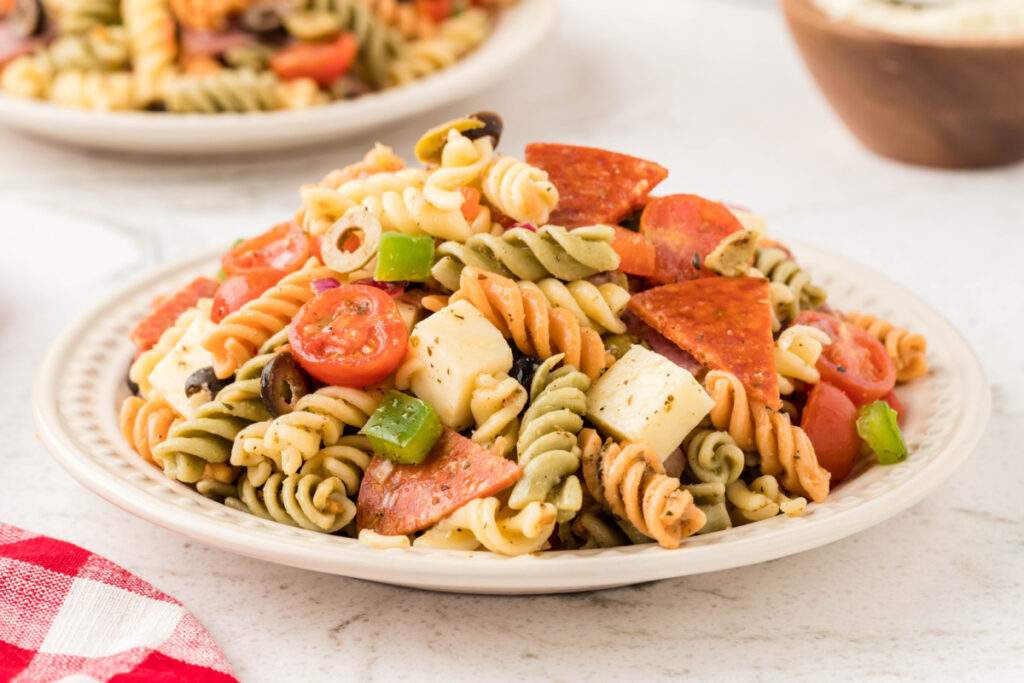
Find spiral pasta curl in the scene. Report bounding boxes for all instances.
[414,497,557,555]
[49,69,137,110]
[752,247,827,325]
[423,129,494,212]
[152,353,274,483]
[57,0,122,33]
[431,224,620,292]
[119,395,178,465]
[727,475,806,523]
[450,267,613,379]
[358,185,492,242]
[510,355,589,521]
[129,302,205,398]
[387,8,490,86]
[164,69,283,113]
[46,26,131,71]
[469,373,527,457]
[316,143,406,190]
[291,0,404,87]
[684,429,745,486]
[168,0,251,30]
[299,435,373,498]
[775,324,831,395]
[578,429,705,549]
[560,507,628,549]
[481,155,560,226]
[367,0,436,40]
[844,312,929,382]
[681,481,731,534]
[244,387,380,476]
[704,370,831,503]
[535,279,629,335]
[203,258,337,379]
[122,0,178,104]
[227,472,356,532]
[300,169,427,235]
[0,55,53,100]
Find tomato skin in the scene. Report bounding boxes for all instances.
[211,269,284,323]
[883,389,907,425]
[417,0,452,23]
[270,34,358,87]
[795,310,896,405]
[459,187,481,222]
[610,225,657,277]
[222,222,309,278]
[289,284,408,387]
[802,381,861,483]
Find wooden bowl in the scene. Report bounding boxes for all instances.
[781,0,1024,168]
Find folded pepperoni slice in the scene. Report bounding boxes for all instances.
[525,143,667,228]
[628,277,780,409]
[640,194,743,283]
[129,276,219,351]
[356,428,522,536]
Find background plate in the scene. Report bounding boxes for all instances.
[32,241,989,594]
[0,0,554,154]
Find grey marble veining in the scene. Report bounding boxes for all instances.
[2,1,1022,681]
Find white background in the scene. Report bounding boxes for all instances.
[2,1,1023,680]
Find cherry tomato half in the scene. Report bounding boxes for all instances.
[270,33,358,88]
[795,310,896,405]
[801,381,861,483]
[417,0,452,23]
[289,284,408,387]
[211,269,284,323]
[221,222,309,278]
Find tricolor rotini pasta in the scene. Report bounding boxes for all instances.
[111,115,926,558]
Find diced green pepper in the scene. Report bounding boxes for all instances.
[360,390,442,464]
[374,232,435,282]
[856,400,907,465]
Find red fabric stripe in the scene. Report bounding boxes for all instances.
[0,640,35,680]
[0,536,91,576]
[109,651,238,683]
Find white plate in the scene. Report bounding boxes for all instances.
[32,242,989,594]
[0,0,554,154]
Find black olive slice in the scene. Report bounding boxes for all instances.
[12,0,45,38]
[510,354,540,393]
[260,352,311,417]
[184,367,231,404]
[464,111,504,148]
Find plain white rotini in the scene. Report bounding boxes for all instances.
[300,168,428,235]
[386,8,490,86]
[481,155,559,226]
[359,184,493,242]
[423,129,494,212]
[122,0,177,104]
[775,324,831,395]
[49,69,137,110]
[1,55,53,100]
[413,497,557,556]
[469,373,527,456]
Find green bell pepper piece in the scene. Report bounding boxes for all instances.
[856,400,907,465]
[374,232,435,282]
[360,390,442,465]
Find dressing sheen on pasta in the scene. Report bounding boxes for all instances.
[112,116,928,556]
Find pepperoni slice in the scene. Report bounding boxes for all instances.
[640,194,743,283]
[628,277,780,408]
[525,143,667,228]
[356,428,522,536]
[129,277,219,351]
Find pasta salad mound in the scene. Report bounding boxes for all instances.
[0,0,511,112]
[117,112,930,554]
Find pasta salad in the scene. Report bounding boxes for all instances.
[117,113,930,555]
[0,0,509,112]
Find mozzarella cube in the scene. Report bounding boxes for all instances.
[147,302,217,419]
[587,344,714,460]
[407,299,512,430]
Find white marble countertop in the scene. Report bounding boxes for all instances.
[2,1,1022,680]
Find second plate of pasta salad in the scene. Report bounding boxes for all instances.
[0,0,552,151]
[106,112,945,559]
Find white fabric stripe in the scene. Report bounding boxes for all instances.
[38,578,185,658]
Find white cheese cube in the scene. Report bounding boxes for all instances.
[147,301,217,419]
[587,344,714,460]
[407,299,512,430]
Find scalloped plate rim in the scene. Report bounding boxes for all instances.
[32,240,990,594]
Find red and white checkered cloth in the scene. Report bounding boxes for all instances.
[0,524,236,683]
